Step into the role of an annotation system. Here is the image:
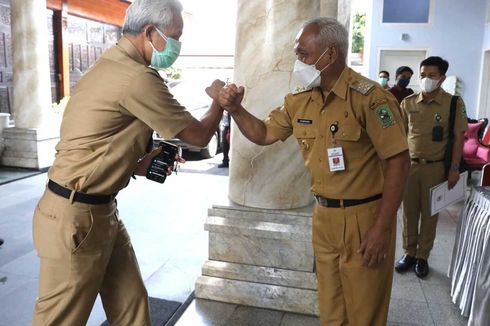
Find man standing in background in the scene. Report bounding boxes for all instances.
[389,66,414,103]
[395,56,467,278]
[378,70,390,89]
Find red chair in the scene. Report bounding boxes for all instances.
[463,119,490,176]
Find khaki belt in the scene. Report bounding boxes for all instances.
[314,193,382,208]
[48,180,116,205]
[411,158,444,164]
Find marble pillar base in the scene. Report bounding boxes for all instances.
[195,204,319,316]
[1,127,59,169]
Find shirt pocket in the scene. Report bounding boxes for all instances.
[293,125,316,160]
[408,111,427,132]
[335,123,363,160]
[335,123,361,142]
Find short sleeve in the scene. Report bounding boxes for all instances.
[264,95,294,141]
[364,90,408,160]
[454,97,469,133]
[119,70,194,139]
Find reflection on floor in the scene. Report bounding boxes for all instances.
[0,167,44,186]
[0,158,472,325]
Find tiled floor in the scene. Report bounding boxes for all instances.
[0,157,472,325]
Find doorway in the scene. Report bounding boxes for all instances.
[379,49,427,91]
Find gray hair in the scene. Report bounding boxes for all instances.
[122,0,183,35]
[303,17,349,60]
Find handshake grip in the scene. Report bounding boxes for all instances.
[146,141,180,183]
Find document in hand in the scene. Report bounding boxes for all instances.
[430,171,468,215]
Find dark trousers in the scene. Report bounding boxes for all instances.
[221,126,230,163]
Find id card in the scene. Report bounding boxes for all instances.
[327,147,345,172]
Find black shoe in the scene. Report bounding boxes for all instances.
[218,162,229,168]
[395,254,416,273]
[415,259,429,278]
[0,238,3,246]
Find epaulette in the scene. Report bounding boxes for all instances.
[292,86,313,95]
[350,80,375,95]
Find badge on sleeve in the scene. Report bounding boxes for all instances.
[374,105,396,128]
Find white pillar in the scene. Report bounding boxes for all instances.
[11,0,52,129]
[2,1,59,169]
[196,1,353,315]
[228,0,324,209]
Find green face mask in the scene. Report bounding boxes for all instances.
[378,77,388,87]
[149,27,182,69]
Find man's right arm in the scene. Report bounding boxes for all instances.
[219,83,280,146]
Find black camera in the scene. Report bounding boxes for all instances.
[146,141,180,183]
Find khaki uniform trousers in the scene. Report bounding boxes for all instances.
[402,161,445,260]
[312,199,396,326]
[32,187,150,326]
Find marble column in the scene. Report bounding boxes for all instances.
[196,0,349,315]
[227,0,319,209]
[2,1,59,169]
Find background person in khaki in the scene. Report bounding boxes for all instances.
[395,56,468,278]
[32,0,225,325]
[218,17,409,326]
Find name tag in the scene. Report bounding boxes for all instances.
[327,147,345,172]
[297,119,313,125]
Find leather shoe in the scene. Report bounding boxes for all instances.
[415,259,429,278]
[394,254,416,273]
[218,162,229,168]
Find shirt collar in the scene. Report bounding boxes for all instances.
[116,36,147,66]
[310,67,350,104]
[416,87,444,104]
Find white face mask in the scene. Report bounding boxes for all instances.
[419,77,440,93]
[292,48,331,89]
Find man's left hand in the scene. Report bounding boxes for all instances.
[358,224,391,268]
[447,169,460,190]
[133,146,185,177]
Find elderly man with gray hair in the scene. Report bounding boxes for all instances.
[219,17,410,325]
[31,0,223,324]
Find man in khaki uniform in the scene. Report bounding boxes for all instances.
[219,18,410,326]
[395,56,468,278]
[32,0,224,324]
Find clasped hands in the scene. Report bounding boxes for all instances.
[134,79,244,177]
[205,79,245,113]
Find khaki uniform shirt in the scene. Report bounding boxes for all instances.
[49,37,193,195]
[264,67,408,199]
[400,88,468,160]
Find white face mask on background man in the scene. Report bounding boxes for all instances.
[419,77,440,93]
[292,47,331,89]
